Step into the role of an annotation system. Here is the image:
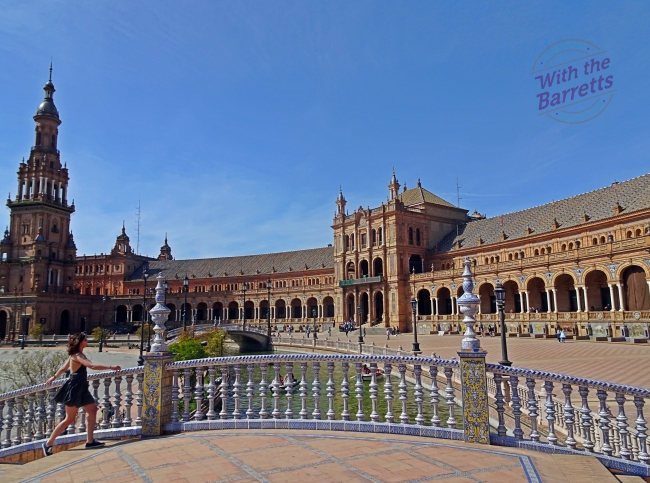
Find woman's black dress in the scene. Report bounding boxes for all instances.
[54,364,96,408]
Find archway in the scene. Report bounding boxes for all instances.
[346,293,355,321]
[260,300,270,319]
[275,299,286,319]
[374,257,384,277]
[116,305,128,323]
[359,260,369,277]
[503,280,520,313]
[132,304,143,322]
[0,310,7,340]
[290,298,302,319]
[360,292,369,324]
[59,310,70,335]
[228,301,239,320]
[346,262,355,280]
[409,255,423,274]
[584,270,609,311]
[244,301,254,320]
[478,283,495,314]
[526,277,548,312]
[437,287,451,315]
[196,302,208,322]
[213,302,223,321]
[307,297,318,318]
[323,296,335,318]
[167,303,177,323]
[554,274,576,312]
[374,292,384,325]
[417,289,431,315]
[623,265,650,310]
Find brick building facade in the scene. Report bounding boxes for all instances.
[1,76,649,341]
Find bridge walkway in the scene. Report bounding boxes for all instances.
[4,429,620,483]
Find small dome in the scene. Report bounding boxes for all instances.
[36,99,59,118]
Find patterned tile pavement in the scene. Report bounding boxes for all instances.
[2,430,620,483]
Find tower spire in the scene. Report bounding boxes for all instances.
[49,61,52,82]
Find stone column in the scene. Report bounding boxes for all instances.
[551,289,558,313]
[142,274,173,437]
[451,297,457,315]
[583,286,589,312]
[608,284,616,311]
[546,290,552,313]
[576,287,582,312]
[519,293,525,313]
[434,297,439,315]
[430,298,435,316]
[617,283,625,311]
[456,256,489,444]
[523,291,529,312]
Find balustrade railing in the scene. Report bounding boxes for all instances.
[0,367,144,450]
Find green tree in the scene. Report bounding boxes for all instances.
[135,323,153,341]
[91,326,111,344]
[168,339,207,362]
[195,328,227,357]
[29,322,48,345]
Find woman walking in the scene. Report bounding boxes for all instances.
[42,332,121,456]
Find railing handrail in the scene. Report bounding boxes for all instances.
[486,363,650,398]
[0,366,144,401]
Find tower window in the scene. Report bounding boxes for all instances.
[51,135,57,148]
[36,133,42,146]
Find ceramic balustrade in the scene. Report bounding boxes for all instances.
[0,367,143,449]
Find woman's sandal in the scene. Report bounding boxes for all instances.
[85,440,106,449]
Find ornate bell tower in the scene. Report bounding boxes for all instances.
[0,66,76,295]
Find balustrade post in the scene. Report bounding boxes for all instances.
[233,364,242,419]
[398,363,408,424]
[171,370,180,423]
[259,363,269,419]
[196,366,206,421]
[414,364,424,425]
[12,395,24,445]
[634,396,650,463]
[355,362,365,421]
[510,376,523,439]
[341,362,350,420]
[326,361,336,420]
[429,365,440,427]
[78,407,86,434]
[112,375,123,428]
[124,374,134,426]
[597,389,613,456]
[2,398,14,448]
[579,386,594,452]
[444,367,457,429]
[284,362,294,419]
[313,362,322,420]
[615,393,631,460]
[246,364,255,419]
[34,391,45,439]
[544,381,558,445]
[299,362,308,419]
[369,363,379,422]
[135,372,144,426]
[24,392,35,442]
[562,384,576,449]
[272,362,281,419]
[219,364,229,420]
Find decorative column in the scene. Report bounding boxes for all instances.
[142,274,174,437]
[434,297,439,315]
[546,290,552,313]
[551,289,558,313]
[519,293,525,313]
[576,287,582,313]
[608,284,616,311]
[617,283,625,311]
[583,286,589,312]
[457,256,490,444]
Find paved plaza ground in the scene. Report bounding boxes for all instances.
[2,429,626,483]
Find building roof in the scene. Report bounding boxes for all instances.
[128,246,334,281]
[398,183,456,208]
[436,173,650,253]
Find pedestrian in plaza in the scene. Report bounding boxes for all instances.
[328,327,332,337]
[560,329,566,343]
[556,328,562,342]
[42,332,121,457]
[386,328,390,340]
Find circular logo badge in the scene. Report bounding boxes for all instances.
[634,311,641,320]
[531,39,615,124]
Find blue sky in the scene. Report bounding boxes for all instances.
[0,1,648,259]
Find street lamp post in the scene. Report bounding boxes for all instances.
[99,295,106,352]
[266,279,272,348]
[242,282,247,330]
[357,304,363,344]
[495,282,511,366]
[137,269,148,366]
[410,297,421,354]
[182,275,189,332]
